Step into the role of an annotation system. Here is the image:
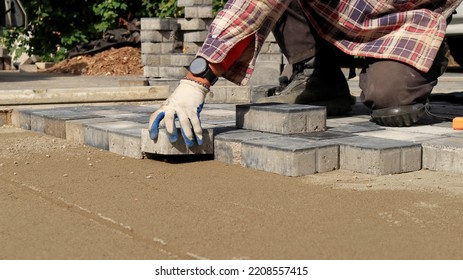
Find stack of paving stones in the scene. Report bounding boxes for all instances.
[141,2,283,104]
[9,102,463,177]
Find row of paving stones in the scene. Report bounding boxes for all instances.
[9,101,463,176]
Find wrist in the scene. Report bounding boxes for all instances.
[184,76,211,90]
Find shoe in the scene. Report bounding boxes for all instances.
[256,57,355,116]
[370,102,429,127]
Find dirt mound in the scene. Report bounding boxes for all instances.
[43,46,144,76]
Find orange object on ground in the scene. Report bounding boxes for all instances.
[452,117,463,130]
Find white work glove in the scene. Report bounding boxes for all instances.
[148,79,209,147]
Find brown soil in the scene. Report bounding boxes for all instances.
[43,46,144,76]
[1,126,463,259]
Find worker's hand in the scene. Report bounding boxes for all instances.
[148,79,208,147]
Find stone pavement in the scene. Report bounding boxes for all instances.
[1,70,463,177]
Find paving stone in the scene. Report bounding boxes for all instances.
[236,103,326,134]
[240,136,339,176]
[203,103,237,110]
[140,30,176,43]
[11,109,33,130]
[422,137,463,173]
[108,125,146,159]
[290,130,353,141]
[140,18,179,30]
[30,110,103,139]
[115,115,150,125]
[66,118,119,145]
[184,6,213,18]
[170,54,195,66]
[177,0,213,6]
[328,123,385,133]
[177,18,209,30]
[384,124,455,136]
[331,136,422,175]
[83,121,142,151]
[206,86,251,104]
[141,54,170,66]
[326,116,372,127]
[181,42,202,54]
[141,42,177,54]
[0,109,9,126]
[144,66,187,78]
[249,61,282,86]
[356,130,445,142]
[183,30,208,42]
[142,54,194,67]
[214,129,280,164]
[141,127,213,155]
[250,85,276,103]
[118,79,149,87]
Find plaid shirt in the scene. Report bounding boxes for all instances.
[198,0,462,85]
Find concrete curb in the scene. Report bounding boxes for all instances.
[0,86,170,105]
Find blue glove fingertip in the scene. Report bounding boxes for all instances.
[167,128,179,143]
[149,112,165,140]
[195,135,203,146]
[167,114,179,143]
[180,128,195,148]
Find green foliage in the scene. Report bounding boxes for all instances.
[156,0,183,18]
[92,0,128,32]
[0,0,227,61]
[213,0,227,16]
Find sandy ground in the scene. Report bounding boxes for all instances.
[0,125,463,260]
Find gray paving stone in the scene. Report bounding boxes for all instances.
[140,18,178,30]
[11,109,33,130]
[182,30,208,42]
[144,66,187,78]
[249,61,281,86]
[66,118,119,145]
[30,110,103,139]
[214,129,280,164]
[181,42,202,54]
[422,137,463,173]
[0,109,9,126]
[141,42,177,54]
[329,123,385,133]
[290,130,353,141]
[184,6,213,18]
[326,116,372,127]
[83,121,142,151]
[384,124,455,136]
[356,130,445,142]
[177,18,209,30]
[177,0,213,6]
[206,86,251,104]
[108,125,146,159]
[140,30,176,43]
[236,103,326,134]
[203,104,237,111]
[241,136,339,176]
[141,127,214,155]
[331,136,422,175]
[250,85,276,103]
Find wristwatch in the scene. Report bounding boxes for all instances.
[188,56,218,86]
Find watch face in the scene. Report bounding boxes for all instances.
[189,57,208,75]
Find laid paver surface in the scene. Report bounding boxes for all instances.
[8,98,463,176]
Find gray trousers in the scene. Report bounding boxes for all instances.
[272,0,448,109]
